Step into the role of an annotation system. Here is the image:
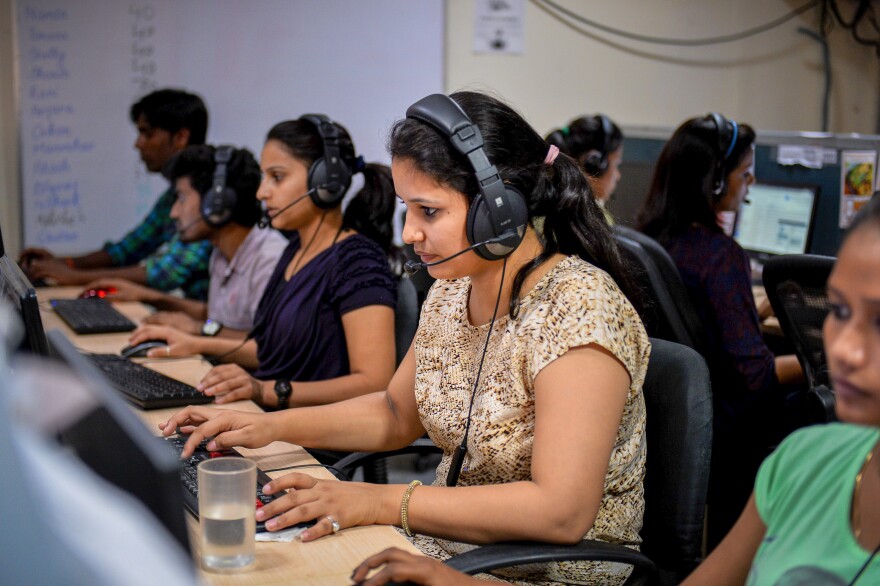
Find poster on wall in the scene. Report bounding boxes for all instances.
[473,0,525,54]
[839,150,876,228]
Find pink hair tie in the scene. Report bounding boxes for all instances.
[544,144,560,166]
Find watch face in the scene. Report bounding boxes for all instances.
[274,380,292,399]
[202,320,222,336]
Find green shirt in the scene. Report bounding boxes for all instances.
[748,423,880,585]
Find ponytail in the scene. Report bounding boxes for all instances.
[515,151,642,318]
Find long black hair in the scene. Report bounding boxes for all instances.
[265,118,403,271]
[636,115,756,245]
[388,91,640,317]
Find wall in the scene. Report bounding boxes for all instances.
[0,0,20,258]
[446,0,879,137]
[1,0,879,254]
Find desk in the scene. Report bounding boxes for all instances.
[36,287,420,585]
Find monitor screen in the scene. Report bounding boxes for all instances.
[45,330,191,555]
[0,255,49,356]
[734,181,819,259]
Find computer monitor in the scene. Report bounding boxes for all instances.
[45,329,191,555]
[733,181,819,263]
[0,254,49,356]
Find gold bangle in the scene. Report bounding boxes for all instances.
[400,479,422,537]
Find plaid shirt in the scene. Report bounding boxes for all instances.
[104,187,211,300]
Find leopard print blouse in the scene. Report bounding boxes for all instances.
[409,255,650,585]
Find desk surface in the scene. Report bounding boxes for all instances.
[37,287,419,585]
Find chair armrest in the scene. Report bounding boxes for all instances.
[808,384,837,423]
[444,539,656,585]
[332,438,442,477]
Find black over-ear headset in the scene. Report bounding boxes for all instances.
[581,114,614,176]
[706,112,739,199]
[201,145,237,227]
[300,114,353,209]
[406,94,528,261]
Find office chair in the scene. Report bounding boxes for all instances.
[330,276,421,484]
[395,276,420,366]
[762,254,837,423]
[612,226,709,357]
[337,339,713,585]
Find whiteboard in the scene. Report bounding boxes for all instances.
[16,0,444,253]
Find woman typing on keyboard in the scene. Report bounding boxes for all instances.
[130,115,401,408]
[160,92,649,586]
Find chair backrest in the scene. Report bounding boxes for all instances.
[613,226,708,357]
[641,338,713,583]
[394,276,420,366]
[762,254,835,389]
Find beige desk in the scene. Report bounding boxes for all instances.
[37,287,420,585]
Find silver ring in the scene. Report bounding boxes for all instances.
[326,515,340,534]
[165,345,171,356]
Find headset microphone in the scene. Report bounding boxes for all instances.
[403,233,512,275]
[257,189,316,229]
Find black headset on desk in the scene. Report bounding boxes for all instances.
[405,94,529,486]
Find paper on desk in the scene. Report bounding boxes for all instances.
[256,525,308,543]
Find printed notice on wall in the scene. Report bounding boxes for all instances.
[839,150,876,228]
[474,0,524,54]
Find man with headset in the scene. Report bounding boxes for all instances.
[19,88,214,300]
[86,145,287,342]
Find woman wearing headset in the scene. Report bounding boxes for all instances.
[635,114,803,549]
[546,114,624,224]
[130,115,400,408]
[160,92,649,585]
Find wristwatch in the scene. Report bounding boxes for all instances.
[201,319,223,337]
[274,379,293,409]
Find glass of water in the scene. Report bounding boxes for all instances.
[198,457,257,571]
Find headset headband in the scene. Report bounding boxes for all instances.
[406,94,518,235]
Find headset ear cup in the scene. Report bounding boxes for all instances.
[466,187,528,261]
[201,186,235,227]
[307,157,350,209]
[307,158,327,208]
[581,150,607,175]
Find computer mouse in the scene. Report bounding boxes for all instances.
[120,339,167,358]
[79,286,117,299]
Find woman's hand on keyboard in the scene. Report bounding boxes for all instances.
[198,363,267,405]
[158,406,282,458]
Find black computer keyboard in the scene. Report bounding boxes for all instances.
[164,436,313,534]
[50,298,137,334]
[86,353,213,409]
